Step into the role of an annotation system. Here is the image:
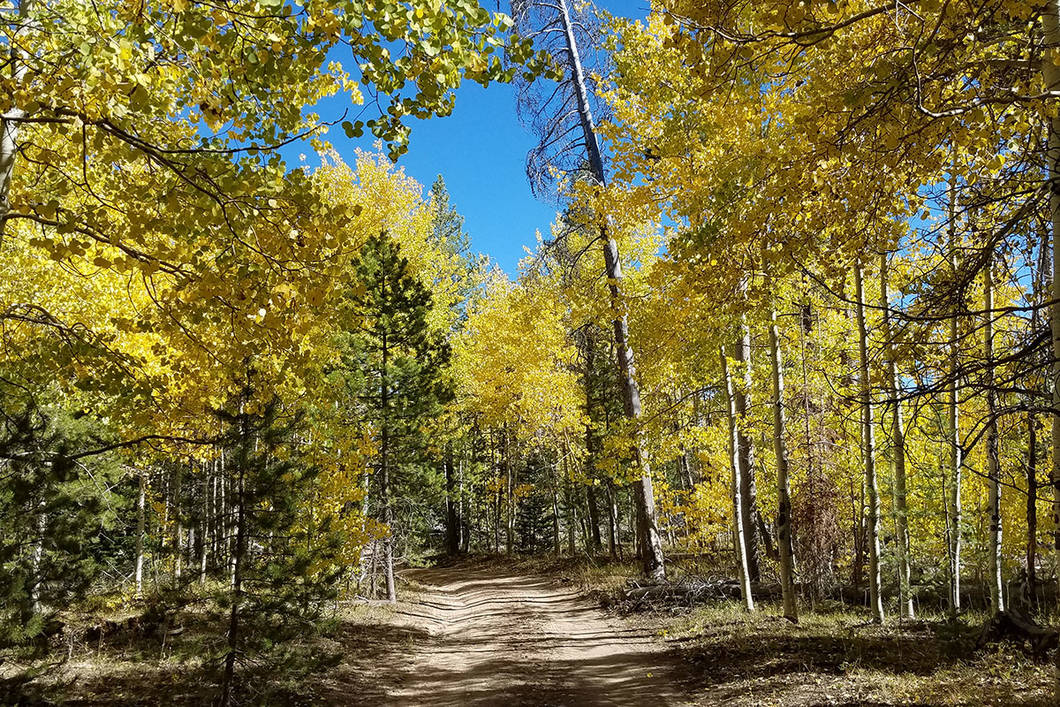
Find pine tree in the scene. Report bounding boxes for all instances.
[0,402,121,644]
[215,391,342,707]
[339,233,452,601]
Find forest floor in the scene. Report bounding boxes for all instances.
[315,558,1055,706]
[3,557,1056,705]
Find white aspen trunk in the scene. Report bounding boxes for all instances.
[722,345,755,612]
[200,461,209,584]
[734,310,761,582]
[879,253,914,619]
[458,458,467,552]
[984,254,1004,615]
[0,0,31,237]
[946,175,964,616]
[854,262,885,622]
[769,309,797,621]
[505,428,515,555]
[135,472,146,597]
[552,468,561,554]
[29,509,45,615]
[173,464,183,581]
[557,0,665,581]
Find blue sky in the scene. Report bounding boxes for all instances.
[282,0,650,275]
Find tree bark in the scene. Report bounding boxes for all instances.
[854,262,885,622]
[173,463,183,581]
[946,174,964,617]
[558,0,665,581]
[200,461,209,584]
[1028,411,1039,590]
[135,471,146,598]
[722,345,755,612]
[734,313,761,582]
[984,254,1004,615]
[769,309,798,621]
[0,0,30,238]
[504,428,515,555]
[552,469,561,554]
[879,253,914,619]
[29,508,45,616]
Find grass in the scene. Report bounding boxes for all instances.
[0,591,398,706]
[654,600,1054,705]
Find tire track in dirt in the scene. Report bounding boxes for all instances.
[382,564,690,706]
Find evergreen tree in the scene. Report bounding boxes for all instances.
[215,391,343,706]
[428,176,470,257]
[339,234,452,601]
[0,401,121,644]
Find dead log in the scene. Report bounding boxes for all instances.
[976,606,1058,657]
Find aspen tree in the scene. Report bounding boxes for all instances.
[722,346,755,612]
[769,309,798,621]
[855,262,885,623]
[879,253,913,619]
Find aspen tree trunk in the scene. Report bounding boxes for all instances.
[200,461,209,584]
[567,466,576,555]
[557,0,664,581]
[226,480,236,588]
[173,464,183,581]
[0,0,30,237]
[211,467,219,561]
[491,429,501,553]
[1029,412,1039,590]
[459,458,469,553]
[29,509,45,616]
[505,429,515,554]
[946,179,964,616]
[879,254,914,619]
[722,345,755,612]
[734,313,761,582]
[1040,4,1060,694]
[552,470,561,554]
[769,309,797,621]
[135,471,146,598]
[984,255,1004,615]
[854,262,885,622]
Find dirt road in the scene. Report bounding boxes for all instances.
[377,564,690,706]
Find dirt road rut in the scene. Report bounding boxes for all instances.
[381,564,689,706]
